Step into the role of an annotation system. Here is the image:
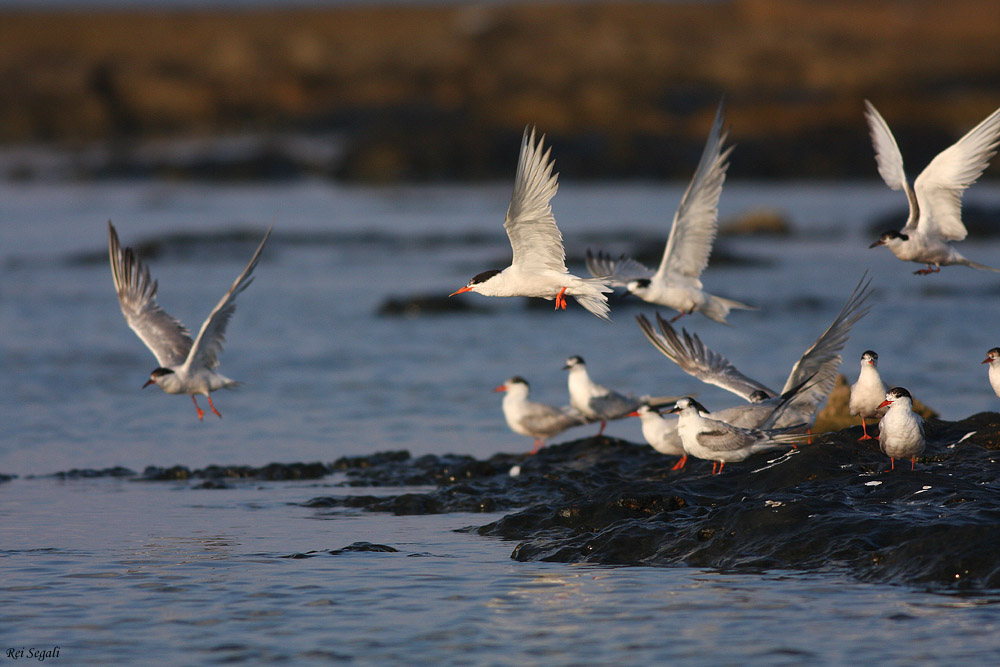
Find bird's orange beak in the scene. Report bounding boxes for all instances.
[449,285,472,297]
[142,379,155,388]
[877,399,892,409]
[493,385,507,392]
[982,358,992,364]
[626,410,640,417]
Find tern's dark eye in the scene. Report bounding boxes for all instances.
[634,278,651,289]
[469,269,501,285]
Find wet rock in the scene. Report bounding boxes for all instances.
[139,461,330,481]
[295,414,1000,589]
[0,473,15,484]
[48,466,136,480]
[283,542,400,558]
[377,294,490,317]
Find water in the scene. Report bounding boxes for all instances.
[3,178,1000,663]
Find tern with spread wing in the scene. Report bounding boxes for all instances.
[450,127,612,320]
[865,100,1000,274]
[637,274,873,429]
[108,221,272,420]
[495,376,588,454]
[586,102,754,324]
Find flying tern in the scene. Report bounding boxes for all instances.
[637,274,873,429]
[865,100,1000,274]
[877,387,925,470]
[849,350,888,441]
[108,221,272,420]
[450,127,612,320]
[495,376,588,453]
[586,102,754,324]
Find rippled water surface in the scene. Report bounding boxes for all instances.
[4,179,1000,662]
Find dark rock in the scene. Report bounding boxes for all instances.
[48,466,136,480]
[295,415,1000,589]
[139,461,330,481]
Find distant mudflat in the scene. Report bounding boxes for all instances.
[2,0,999,180]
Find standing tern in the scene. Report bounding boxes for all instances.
[495,376,588,453]
[628,405,687,470]
[563,355,642,436]
[865,100,1000,274]
[877,387,925,470]
[849,350,888,441]
[450,127,612,320]
[982,347,1000,399]
[669,397,812,474]
[108,221,272,420]
[585,102,754,324]
[637,274,873,429]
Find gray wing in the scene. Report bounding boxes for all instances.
[108,221,193,368]
[504,127,567,273]
[779,273,873,418]
[657,101,733,281]
[185,225,273,370]
[637,312,774,401]
[696,423,758,452]
[521,402,589,437]
[585,249,653,286]
[589,391,640,420]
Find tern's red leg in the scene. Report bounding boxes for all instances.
[858,418,874,441]
[555,287,568,310]
[206,394,222,419]
[530,438,544,455]
[191,395,205,420]
[914,265,940,275]
[910,456,916,471]
[596,420,607,437]
[670,454,688,471]
[889,457,895,471]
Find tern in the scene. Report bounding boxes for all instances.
[563,355,641,436]
[585,102,754,324]
[865,100,1000,274]
[982,347,1000,399]
[877,387,925,470]
[849,350,888,441]
[637,274,873,429]
[628,405,687,470]
[108,221,272,420]
[450,127,612,320]
[495,376,588,453]
[669,397,812,474]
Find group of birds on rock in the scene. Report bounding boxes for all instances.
[105,98,1000,474]
[462,100,1000,473]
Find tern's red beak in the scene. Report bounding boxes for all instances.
[142,379,156,388]
[868,239,885,248]
[493,385,507,393]
[626,410,640,417]
[877,399,892,409]
[982,358,992,364]
[449,286,473,297]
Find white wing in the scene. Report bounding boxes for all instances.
[185,225,273,370]
[657,102,732,281]
[504,127,567,273]
[779,273,873,416]
[584,249,653,286]
[636,312,774,401]
[913,105,1000,242]
[864,100,919,233]
[108,221,193,368]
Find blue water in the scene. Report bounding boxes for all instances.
[4,178,1000,663]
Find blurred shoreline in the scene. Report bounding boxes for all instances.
[2,0,999,181]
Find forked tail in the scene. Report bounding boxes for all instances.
[573,278,613,322]
[703,294,757,325]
